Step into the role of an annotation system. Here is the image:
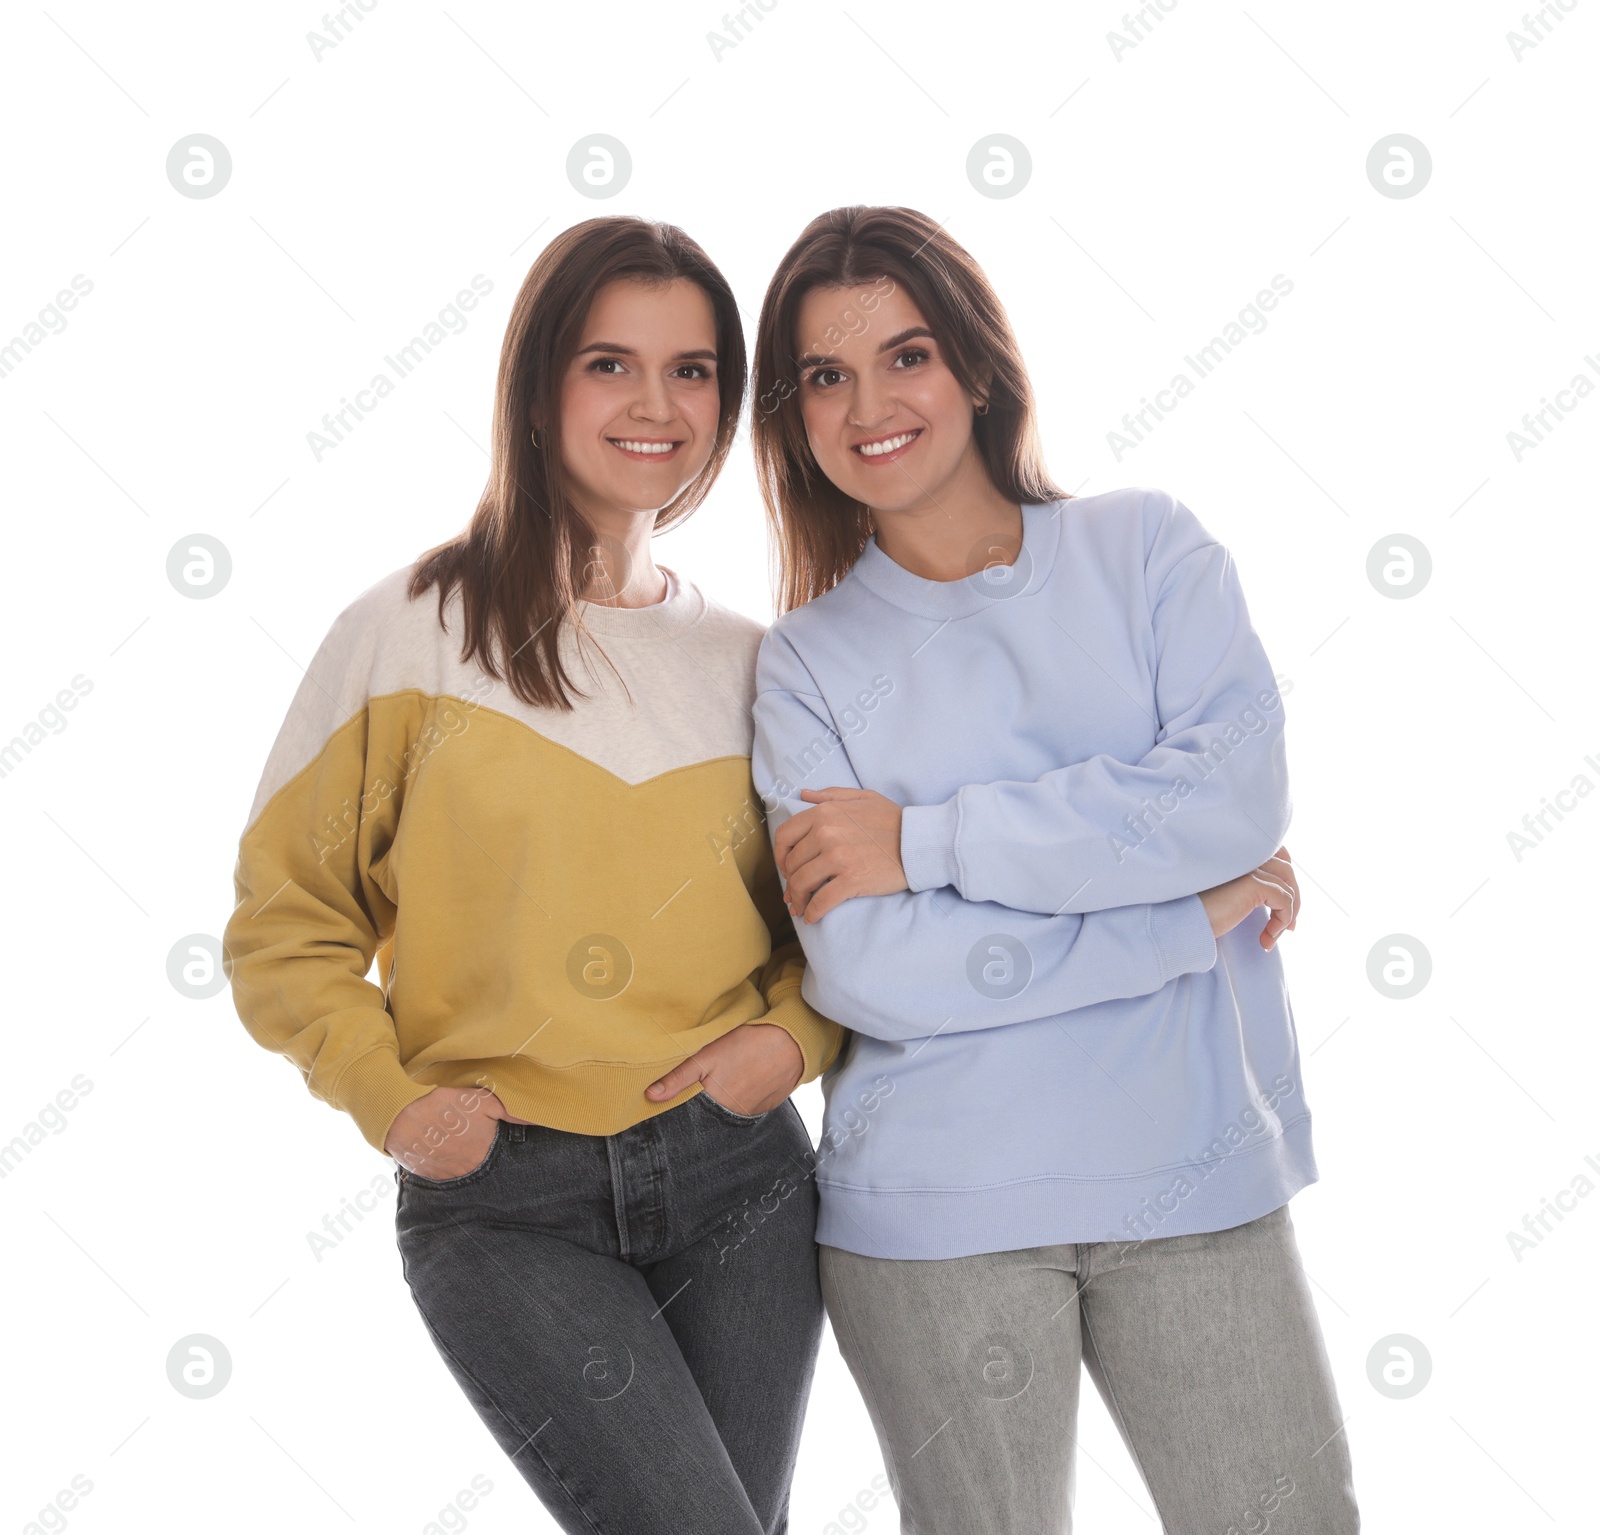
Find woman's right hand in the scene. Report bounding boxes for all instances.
[1199,846,1300,951]
[384,1085,532,1180]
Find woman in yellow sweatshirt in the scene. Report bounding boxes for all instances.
[223,216,844,1535]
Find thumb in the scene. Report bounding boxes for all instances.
[465,1086,539,1125]
[800,786,863,802]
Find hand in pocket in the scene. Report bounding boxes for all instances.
[385,1085,530,1180]
[645,1022,804,1117]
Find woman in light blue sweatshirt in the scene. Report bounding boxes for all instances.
[745,207,1360,1533]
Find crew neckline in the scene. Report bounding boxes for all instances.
[573,563,707,638]
[849,500,1065,619]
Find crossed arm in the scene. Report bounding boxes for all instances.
[775,783,1299,945]
[662,495,1300,1083]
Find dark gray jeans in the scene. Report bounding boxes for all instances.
[394,1091,824,1534]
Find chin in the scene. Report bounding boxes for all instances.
[859,485,931,516]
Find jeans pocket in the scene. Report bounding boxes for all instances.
[399,1119,509,1190]
[693,1086,774,1127]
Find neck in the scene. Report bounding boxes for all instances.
[574,503,668,607]
[867,448,1022,583]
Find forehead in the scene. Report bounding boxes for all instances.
[793,281,927,348]
[580,276,716,338]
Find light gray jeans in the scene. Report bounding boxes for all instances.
[820,1203,1358,1534]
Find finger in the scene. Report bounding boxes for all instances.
[1258,865,1298,923]
[772,808,817,872]
[783,849,836,912]
[1261,849,1298,923]
[800,876,846,923]
[1250,869,1293,911]
[800,787,865,802]
[1254,878,1295,926]
[1252,867,1294,902]
[1265,885,1296,934]
[780,824,825,881]
[776,819,829,886]
[646,1056,706,1101]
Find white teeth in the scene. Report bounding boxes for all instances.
[614,440,676,454]
[856,431,917,457]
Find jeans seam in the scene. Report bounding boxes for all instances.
[410,1303,606,1535]
[1077,1270,1163,1516]
[605,1134,632,1261]
[820,1252,905,1508]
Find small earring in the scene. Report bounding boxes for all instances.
[974,399,990,416]
[530,425,546,449]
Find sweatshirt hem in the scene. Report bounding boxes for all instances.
[401,1059,726,1138]
[814,1114,1318,1259]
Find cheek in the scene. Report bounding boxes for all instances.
[561,382,642,481]
[798,393,849,465]
[558,378,609,446]
[682,385,724,444]
[904,371,971,435]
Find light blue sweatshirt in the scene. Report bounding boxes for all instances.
[752,486,1317,1260]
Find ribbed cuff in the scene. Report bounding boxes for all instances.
[759,985,846,1084]
[1150,893,1218,981]
[334,1042,439,1155]
[900,799,961,893]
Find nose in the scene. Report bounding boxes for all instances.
[847,374,895,432]
[631,370,676,424]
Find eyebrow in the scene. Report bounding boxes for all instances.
[574,341,719,362]
[798,326,935,369]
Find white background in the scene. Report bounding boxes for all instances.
[2,1,1596,1530]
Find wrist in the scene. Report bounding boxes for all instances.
[748,1020,804,1087]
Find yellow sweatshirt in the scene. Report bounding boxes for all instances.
[223,563,844,1155]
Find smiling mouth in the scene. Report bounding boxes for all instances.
[608,437,683,459]
[852,429,922,459]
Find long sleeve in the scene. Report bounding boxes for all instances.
[752,627,1217,1043]
[898,493,1291,916]
[226,564,857,1151]
[746,841,846,1082]
[223,614,436,1155]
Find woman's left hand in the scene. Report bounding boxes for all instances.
[774,787,908,922]
[645,1022,805,1116]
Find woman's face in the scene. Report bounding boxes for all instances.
[792,280,984,516]
[555,277,723,520]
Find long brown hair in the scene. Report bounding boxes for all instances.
[410,217,747,709]
[752,205,1066,613]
